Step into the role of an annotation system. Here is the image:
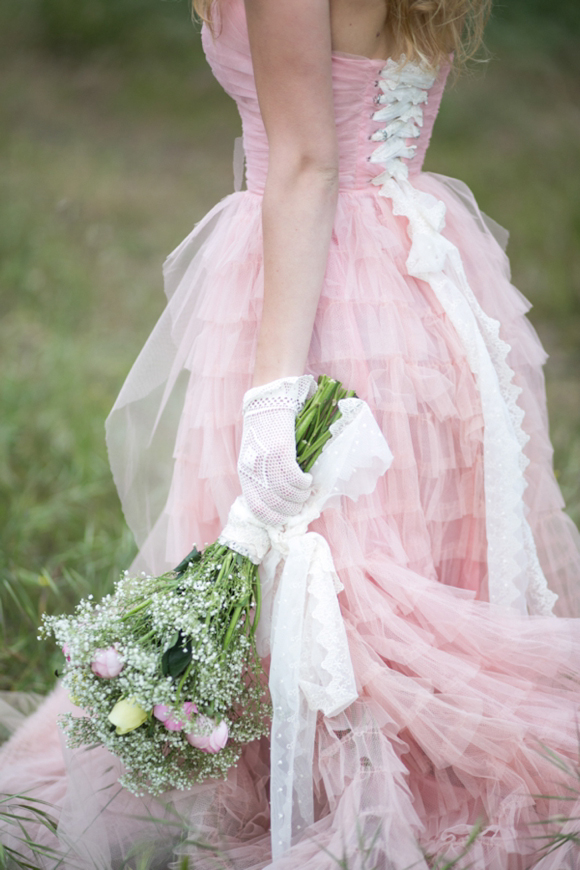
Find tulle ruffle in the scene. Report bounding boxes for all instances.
[2,174,580,869]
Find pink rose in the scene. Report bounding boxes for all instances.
[186,716,229,754]
[91,646,124,679]
[62,643,71,662]
[153,701,197,732]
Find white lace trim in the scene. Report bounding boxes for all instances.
[219,495,270,564]
[242,374,316,416]
[369,58,557,617]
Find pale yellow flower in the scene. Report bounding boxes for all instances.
[108,698,148,735]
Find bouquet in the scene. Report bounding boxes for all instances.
[41,376,355,797]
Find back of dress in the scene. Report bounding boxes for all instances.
[108,0,579,620]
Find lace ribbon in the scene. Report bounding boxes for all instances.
[369,58,557,616]
[219,399,394,858]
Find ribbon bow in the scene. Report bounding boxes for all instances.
[219,398,393,858]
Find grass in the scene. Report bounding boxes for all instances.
[0,794,486,870]
[0,0,578,707]
[0,793,577,870]
[0,794,61,870]
[0,4,241,691]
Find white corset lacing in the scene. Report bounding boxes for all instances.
[369,57,557,617]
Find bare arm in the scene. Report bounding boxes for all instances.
[244,0,339,387]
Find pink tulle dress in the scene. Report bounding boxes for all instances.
[3,0,580,867]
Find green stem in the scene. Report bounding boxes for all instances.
[223,605,243,651]
[294,406,318,443]
[295,377,358,471]
[175,659,195,704]
[138,629,158,645]
[121,598,153,620]
[251,568,261,637]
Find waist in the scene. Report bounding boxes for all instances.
[243,151,424,195]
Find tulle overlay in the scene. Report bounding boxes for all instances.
[2,0,580,865]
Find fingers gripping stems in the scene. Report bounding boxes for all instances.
[238,376,316,527]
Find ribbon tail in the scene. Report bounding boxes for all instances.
[269,538,311,859]
[216,399,392,858]
[299,535,357,718]
[269,534,357,860]
[378,174,557,617]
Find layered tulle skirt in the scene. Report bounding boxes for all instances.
[2,173,580,869]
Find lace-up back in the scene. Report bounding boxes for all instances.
[202,0,449,193]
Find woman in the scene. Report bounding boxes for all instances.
[2,0,580,867]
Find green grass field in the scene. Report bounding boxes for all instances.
[1,0,579,694]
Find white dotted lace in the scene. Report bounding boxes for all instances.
[369,58,557,617]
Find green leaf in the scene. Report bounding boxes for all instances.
[161,631,192,679]
[165,631,180,651]
[173,547,202,577]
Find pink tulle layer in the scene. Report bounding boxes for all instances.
[2,174,580,870]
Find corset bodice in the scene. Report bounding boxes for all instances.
[201,0,449,194]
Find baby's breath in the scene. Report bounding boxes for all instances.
[42,545,271,796]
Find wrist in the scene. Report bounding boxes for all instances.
[251,342,311,390]
[251,368,303,389]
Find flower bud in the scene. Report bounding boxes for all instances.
[108,698,148,735]
[207,719,229,753]
[91,646,124,679]
[153,701,198,732]
[186,715,228,754]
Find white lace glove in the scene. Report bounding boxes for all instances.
[238,375,316,527]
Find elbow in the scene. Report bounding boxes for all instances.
[267,147,340,194]
[304,160,340,194]
[293,153,340,186]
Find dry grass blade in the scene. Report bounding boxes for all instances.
[522,738,580,861]
[0,793,61,870]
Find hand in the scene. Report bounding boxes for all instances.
[238,375,315,527]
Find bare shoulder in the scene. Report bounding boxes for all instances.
[329,0,392,60]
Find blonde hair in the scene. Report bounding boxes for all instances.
[192,0,491,72]
[386,0,491,70]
